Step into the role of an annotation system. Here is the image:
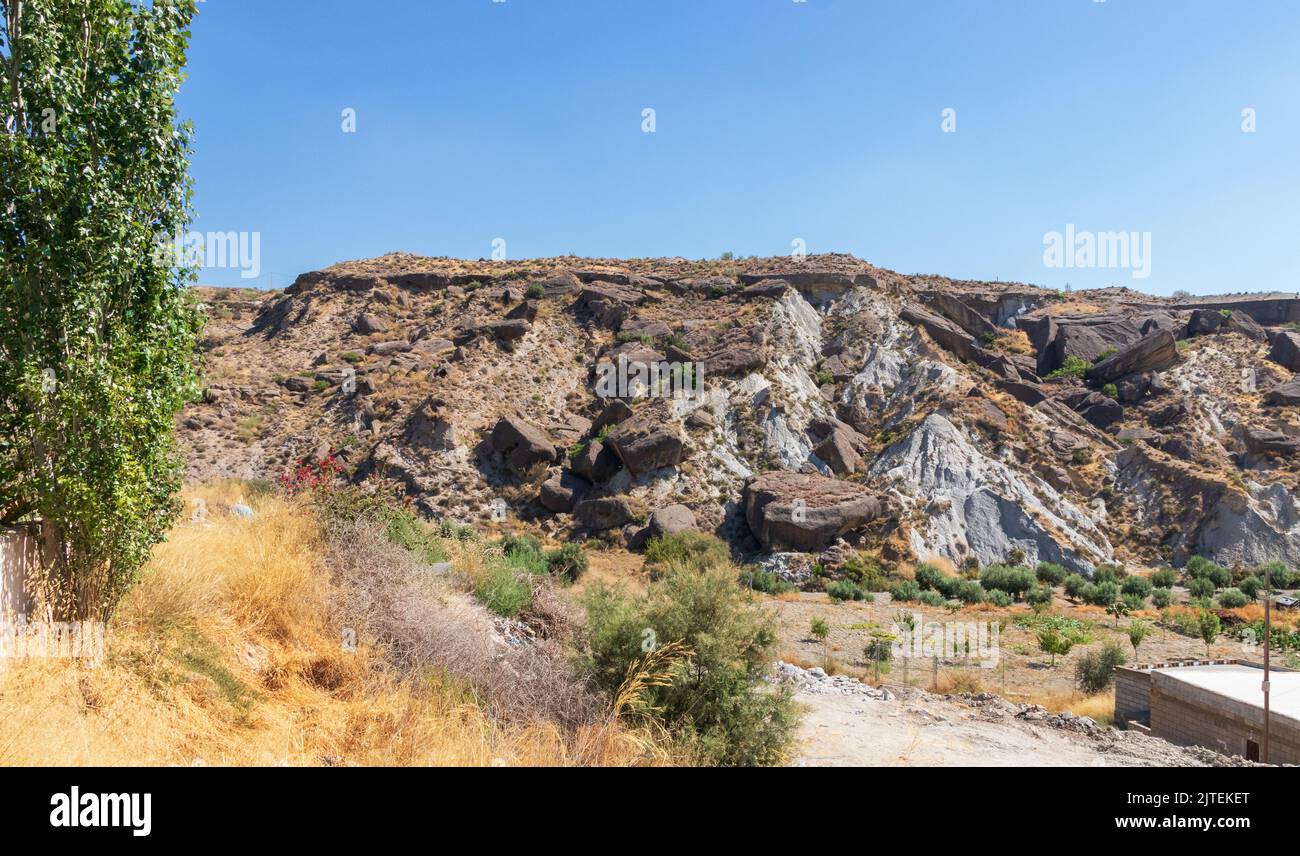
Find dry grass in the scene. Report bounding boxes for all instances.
[1027,689,1115,727]
[930,670,985,694]
[0,487,678,766]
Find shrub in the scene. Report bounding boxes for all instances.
[1150,567,1177,589]
[984,588,1013,607]
[1082,580,1120,606]
[1187,556,1231,588]
[1255,561,1295,589]
[1035,562,1069,586]
[1198,609,1221,654]
[1093,563,1126,584]
[475,564,534,618]
[1151,587,1174,609]
[1188,577,1216,599]
[914,562,946,591]
[582,563,799,766]
[1101,383,1119,400]
[525,283,545,299]
[1063,574,1089,601]
[1127,619,1152,656]
[889,580,921,602]
[814,369,834,386]
[810,618,829,643]
[917,590,946,607]
[739,568,794,595]
[546,543,588,583]
[1122,592,1147,612]
[827,580,867,602]
[1046,355,1090,380]
[1121,576,1152,599]
[340,351,364,364]
[1025,584,1054,611]
[1075,641,1126,693]
[951,579,987,604]
[644,531,731,577]
[1217,588,1250,609]
[864,635,893,663]
[840,553,891,591]
[981,564,1035,599]
[1036,627,1076,666]
[499,534,549,575]
[1237,576,1263,599]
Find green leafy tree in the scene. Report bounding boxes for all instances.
[0,0,203,619]
[1198,609,1221,657]
[1127,619,1152,657]
[1036,627,1076,667]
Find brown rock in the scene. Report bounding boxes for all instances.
[743,471,884,551]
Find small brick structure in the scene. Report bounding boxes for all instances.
[1115,659,1300,764]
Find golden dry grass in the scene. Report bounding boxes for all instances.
[1027,689,1115,727]
[0,487,676,767]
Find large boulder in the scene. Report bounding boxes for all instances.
[539,471,592,513]
[353,313,389,335]
[743,471,884,551]
[921,293,998,339]
[1085,330,1178,384]
[737,269,875,304]
[1023,315,1143,375]
[404,398,457,451]
[648,504,697,538]
[570,440,622,483]
[490,414,556,473]
[813,426,864,475]
[1269,331,1300,372]
[574,496,634,531]
[1263,377,1300,407]
[900,304,995,367]
[606,410,685,475]
[1240,427,1300,457]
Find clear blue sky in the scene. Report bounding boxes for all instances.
[179,0,1300,295]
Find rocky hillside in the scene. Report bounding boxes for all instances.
[183,253,1300,580]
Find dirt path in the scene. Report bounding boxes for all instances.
[782,665,1244,767]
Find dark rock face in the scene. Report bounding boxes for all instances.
[739,278,791,300]
[901,304,995,367]
[702,346,766,378]
[578,282,645,328]
[648,504,697,538]
[813,426,863,475]
[1241,427,1300,457]
[921,292,998,339]
[1172,296,1300,326]
[539,470,592,513]
[618,316,673,339]
[997,379,1047,405]
[737,269,875,303]
[505,299,540,322]
[743,471,884,551]
[574,496,634,530]
[353,313,389,334]
[606,410,685,475]
[1263,377,1300,407]
[592,399,634,432]
[1269,331,1300,372]
[570,440,622,483]
[490,414,556,473]
[1085,330,1178,384]
[1023,314,1144,375]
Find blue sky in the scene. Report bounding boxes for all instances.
[180,0,1300,294]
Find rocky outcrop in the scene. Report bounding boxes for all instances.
[606,409,685,475]
[490,414,556,473]
[570,440,622,483]
[743,471,884,551]
[1264,377,1300,407]
[539,471,591,513]
[574,496,634,531]
[869,414,1111,574]
[900,304,994,367]
[1269,332,1300,372]
[648,504,697,538]
[1240,427,1300,457]
[1085,330,1178,384]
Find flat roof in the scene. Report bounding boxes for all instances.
[1155,664,1300,722]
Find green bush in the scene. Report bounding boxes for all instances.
[1237,576,1263,599]
[1082,580,1120,606]
[1101,383,1119,400]
[499,534,549,575]
[914,562,946,591]
[1093,563,1126,584]
[582,563,799,766]
[525,283,545,299]
[475,564,534,617]
[644,531,731,576]
[1046,355,1090,380]
[1150,567,1177,589]
[546,543,589,583]
[840,553,891,591]
[1035,562,1069,586]
[1121,576,1152,598]
[984,588,1013,607]
[1063,574,1089,601]
[889,580,922,602]
[1216,588,1250,609]
[827,580,867,602]
[1122,592,1147,612]
[1255,561,1295,589]
[1187,556,1231,588]
[1188,577,1216,599]
[1025,583,1054,610]
[1151,587,1174,609]
[917,590,946,607]
[951,579,987,604]
[981,564,1035,599]
[1075,641,1127,693]
[739,567,794,595]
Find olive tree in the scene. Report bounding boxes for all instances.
[0,0,202,619]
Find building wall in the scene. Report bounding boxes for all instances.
[1114,667,1151,725]
[1148,672,1300,765]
